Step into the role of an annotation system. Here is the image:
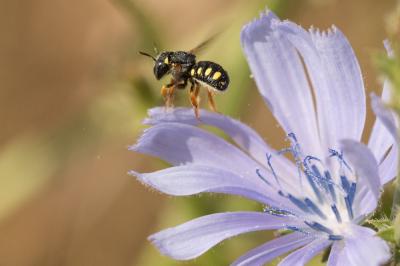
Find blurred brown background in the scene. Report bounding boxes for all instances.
[0,0,396,265]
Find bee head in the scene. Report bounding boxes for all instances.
[153,52,172,80]
[139,50,168,80]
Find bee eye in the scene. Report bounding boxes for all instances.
[154,61,170,80]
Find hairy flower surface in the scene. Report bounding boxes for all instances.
[131,10,398,266]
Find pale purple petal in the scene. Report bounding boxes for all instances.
[369,41,396,173]
[368,80,393,164]
[241,11,322,157]
[131,123,263,182]
[379,145,398,184]
[149,212,298,260]
[131,122,302,196]
[371,93,399,184]
[327,241,344,266]
[384,39,394,57]
[277,22,365,150]
[278,238,331,266]
[144,107,270,157]
[232,233,314,266]
[340,139,380,216]
[327,225,391,266]
[130,164,278,205]
[371,93,398,141]
[144,107,297,178]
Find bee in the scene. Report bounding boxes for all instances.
[139,38,229,118]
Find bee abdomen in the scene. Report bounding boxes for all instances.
[190,61,229,91]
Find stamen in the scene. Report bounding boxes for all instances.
[348,182,356,206]
[304,198,327,219]
[330,204,342,223]
[287,132,298,142]
[329,235,343,241]
[280,133,304,187]
[286,225,308,234]
[256,168,271,186]
[288,194,309,213]
[340,175,351,193]
[325,171,337,203]
[266,154,281,187]
[264,206,295,217]
[311,165,323,181]
[329,149,352,172]
[303,156,326,189]
[345,196,354,219]
[305,173,323,203]
[304,221,333,235]
[287,133,303,168]
[277,148,292,155]
[303,155,321,165]
[257,135,358,241]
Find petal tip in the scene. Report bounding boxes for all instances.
[127,169,139,177]
[148,230,194,261]
[240,8,279,45]
[128,144,138,152]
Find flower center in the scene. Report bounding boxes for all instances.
[257,133,359,240]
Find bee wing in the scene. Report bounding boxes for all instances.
[189,32,221,54]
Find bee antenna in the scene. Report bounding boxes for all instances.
[139,51,156,61]
[153,43,159,55]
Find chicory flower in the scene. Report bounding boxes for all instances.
[131,10,398,266]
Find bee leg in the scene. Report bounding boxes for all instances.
[176,79,187,89]
[161,80,175,108]
[161,85,168,99]
[166,85,175,108]
[207,89,218,113]
[189,82,201,118]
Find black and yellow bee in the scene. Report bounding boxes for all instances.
[139,39,229,118]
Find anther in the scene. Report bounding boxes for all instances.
[329,235,343,241]
[304,198,327,219]
[340,175,351,193]
[331,204,342,223]
[305,173,323,203]
[348,183,356,206]
[325,171,337,203]
[304,221,333,235]
[288,194,310,213]
[345,196,354,219]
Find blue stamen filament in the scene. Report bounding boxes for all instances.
[288,194,310,213]
[304,198,327,219]
[264,206,295,217]
[305,172,324,203]
[345,196,354,219]
[329,149,352,173]
[348,183,356,206]
[325,171,337,203]
[286,225,308,234]
[266,154,282,188]
[340,175,351,193]
[256,133,360,241]
[256,168,271,186]
[331,204,342,223]
[329,235,343,241]
[304,221,333,235]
